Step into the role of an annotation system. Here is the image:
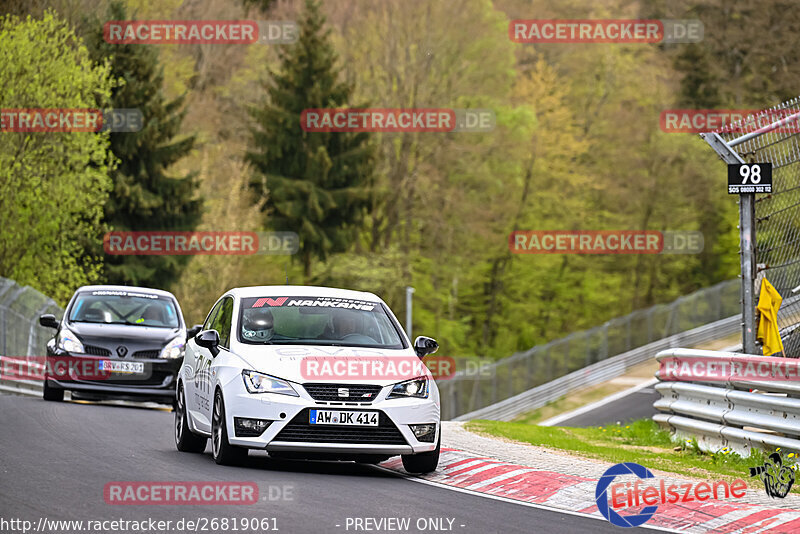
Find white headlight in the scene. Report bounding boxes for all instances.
[57,328,84,354]
[160,337,185,359]
[242,370,298,396]
[388,377,429,399]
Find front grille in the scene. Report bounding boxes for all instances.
[303,383,383,402]
[274,409,407,445]
[133,350,160,359]
[84,345,111,356]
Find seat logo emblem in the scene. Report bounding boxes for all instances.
[337,388,349,398]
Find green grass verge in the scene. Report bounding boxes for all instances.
[465,418,800,491]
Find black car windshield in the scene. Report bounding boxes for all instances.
[238,296,404,348]
[68,290,180,328]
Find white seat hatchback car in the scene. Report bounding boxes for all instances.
[175,285,441,473]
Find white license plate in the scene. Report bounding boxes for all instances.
[309,410,378,426]
[98,360,144,374]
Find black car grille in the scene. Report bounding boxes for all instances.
[303,383,383,402]
[84,345,111,357]
[133,350,160,359]
[274,409,407,445]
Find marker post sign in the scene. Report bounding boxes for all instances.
[728,163,772,194]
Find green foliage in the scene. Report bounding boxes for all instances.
[246,0,375,282]
[641,0,800,108]
[239,0,278,13]
[0,0,754,359]
[0,12,114,303]
[84,0,201,288]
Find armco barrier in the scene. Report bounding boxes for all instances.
[451,314,741,421]
[439,279,740,420]
[0,355,46,396]
[0,277,63,396]
[654,348,800,455]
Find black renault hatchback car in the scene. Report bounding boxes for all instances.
[38,285,200,404]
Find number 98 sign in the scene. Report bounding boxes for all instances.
[728,163,772,194]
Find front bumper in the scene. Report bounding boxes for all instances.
[223,380,440,456]
[45,349,180,401]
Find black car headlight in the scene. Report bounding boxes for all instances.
[387,377,429,399]
[160,336,185,359]
[57,328,84,353]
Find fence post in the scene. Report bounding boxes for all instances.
[626,317,632,351]
[739,193,757,354]
[601,324,608,361]
[701,132,755,354]
[585,331,592,367]
[526,349,534,390]
[545,347,552,381]
[492,363,499,404]
[509,360,515,396]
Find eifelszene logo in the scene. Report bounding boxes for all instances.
[595,462,748,528]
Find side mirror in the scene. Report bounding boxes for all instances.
[196,329,220,356]
[186,324,202,340]
[413,336,439,359]
[39,314,59,329]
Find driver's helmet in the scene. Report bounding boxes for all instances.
[241,307,275,341]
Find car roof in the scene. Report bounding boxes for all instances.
[227,285,383,303]
[74,285,177,299]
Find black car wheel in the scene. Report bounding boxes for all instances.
[42,378,64,402]
[175,384,207,453]
[401,432,440,474]
[212,390,248,465]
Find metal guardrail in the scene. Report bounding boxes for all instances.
[439,279,740,420]
[0,355,45,396]
[452,314,741,421]
[654,348,800,455]
[0,276,63,397]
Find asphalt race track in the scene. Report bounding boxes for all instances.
[0,395,625,534]
[557,386,660,428]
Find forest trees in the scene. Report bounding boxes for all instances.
[247,0,375,283]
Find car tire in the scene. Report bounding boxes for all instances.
[42,379,64,402]
[175,384,207,453]
[401,432,440,474]
[212,390,248,466]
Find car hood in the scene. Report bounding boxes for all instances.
[230,344,428,386]
[66,322,183,344]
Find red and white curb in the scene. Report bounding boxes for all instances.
[381,448,800,533]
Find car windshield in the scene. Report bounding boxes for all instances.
[238,296,405,349]
[68,290,180,328]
